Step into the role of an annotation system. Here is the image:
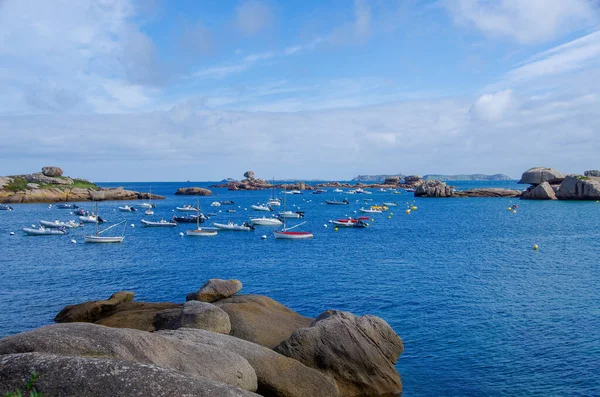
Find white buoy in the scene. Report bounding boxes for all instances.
[130,224,135,228]
[9,232,14,236]
[328,220,333,223]
[179,232,184,237]
[261,235,267,239]
[70,239,76,244]
[31,224,36,228]
[69,211,73,215]
[324,224,328,228]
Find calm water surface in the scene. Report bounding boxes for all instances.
[0,181,599,396]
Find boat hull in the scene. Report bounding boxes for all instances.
[84,235,124,243]
[273,231,313,239]
[213,223,253,231]
[141,219,177,227]
[187,229,218,237]
[40,220,81,228]
[23,228,68,236]
[250,218,283,226]
[251,205,272,211]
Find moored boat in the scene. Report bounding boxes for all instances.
[325,199,349,205]
[274,230,313,239]
[278,211,305,219]
[172,214,206,223]
[23,226,68,236]
[213,221,255,231]
[186,228,218,237]
[118,205,137,212]
[40,220,82,229]
[210,201,221,207]
[382,202,399,206]
[56,203,78,209]
[360,207,382,214]
[250,217,283,226]
[176,204,200,212]
[0,204,13,211]
[332,219,368,228]
[141,219,178,227]
[84,204,125,243]
[251,204,272,212]
[79,214,105,223]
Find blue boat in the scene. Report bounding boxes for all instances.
[56,203,79,209]
[0,204,13,211]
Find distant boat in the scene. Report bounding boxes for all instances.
[220,201,235,205]
[251,204,272,212]
[144,188,155,215]
[325,199,349,205]
[382,202,399,207]
[332,219,367,228]
[40,220,82,229]
[118,205,137,212]
[56,203,78,209]
[213,221,255,231]
[360,208,382,214]
[274,188,313,239]
[141,219,177,227]
[333,189,343,193]
[177,204,199,212]
[210,202,221,207]
[355,188,372,195]
[74,208,88,216]
[79,214,104,224]
[0,204,13,211]
[250,217,283,226]
[278,211,305,219]
[406,188,416,193]
[85,203,125,243]
[312,189,327,194]
[172,214,206,224]
[187,199,217,237]
[23,226,68,236]
[226,209,236,213]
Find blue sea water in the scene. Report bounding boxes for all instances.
[1,181,599,396]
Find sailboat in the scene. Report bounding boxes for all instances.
[84,203,126,243]
[186,199,217,237]
[144,187,154,215]
[274,188,313,240]
[267,177,281,207]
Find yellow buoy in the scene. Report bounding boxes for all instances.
[405,209,411,214]
[365,223,369,226]
[334,227,339,231]
[388,215,392,219]
[533,244,539,250]
[411,206,417,210]
[507,207,512,211]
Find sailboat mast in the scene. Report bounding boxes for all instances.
[196,198,200,230]
[95,202,99,236]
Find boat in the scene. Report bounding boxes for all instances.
[332,219,367,228]
[56,203,78,209]
[382,202,399,206]
[39,220,82,229]
[220,201,235,205]
[206,212,218,217]
[74,208,88,216]
[360,208,382,214]
[137,202,153,209]
[210,202,221,207]
[0,204,13,211]
[333,188,343,193]
[79,214,105,223]
[118,205,137,212]
[392,191,402,195]
[225,209,236,213]
[278,211,305,219]
[325,199,349,205]
[145,208,154,216]
[172,215,205,223]
[84,204,126,243]
[213,221,255,231]
[406,188,416,193]
[23,226,68,236]
[355,188,372,195]
[187,199,218,236]
[251,204,272,212]
[141,219,177,227]
[177,204,200,212]
[250,217,283,226]
[267,199,281,207]
[138,187,156,210]
[347,190,356,194]
[312,189,327,194]
[274,189,313,239]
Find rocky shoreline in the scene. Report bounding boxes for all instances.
[0,166,164,204]
[0,279,403,397]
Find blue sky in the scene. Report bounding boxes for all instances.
[1,0,599,181]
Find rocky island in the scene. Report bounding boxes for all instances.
[0,166,164,204]
[0,278,404,397]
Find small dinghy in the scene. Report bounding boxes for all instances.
[74,208,88,216]
[79,215,105,223]
[213,221,255,231]
[325,199,349,205]
[210,201,221,207]
[251,204,272,212]
[176,205,200,212]
[382,202,399,206]
[274,230,313,239]
[278,211,305,219]
[23,226,68,236]
[56,203,78,209]
[186,228,218,237]
[172,214,205,223]
[360,207,382,214]
[220,200,235,205]
[250,217,283,226]
[144,208,154,216]
[332,219,367,228]
[0,204,13,211]
[333,189,343,193]
[118,205,137,212]
[141,219,177,227]
[40,220,82,229]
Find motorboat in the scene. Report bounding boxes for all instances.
[74,208,88,216]
[406,188,416,193]
[325,199,349,205]
[210,202,221,207]
[79,214,104,223]
[251,204,272,212]
[137,203,154,209]
[278,211,305,219]
[176,204,200,212]
[144,208,154,216]
[355,188,372,195]
[141,219,177,227]
[40,220,82,229]
[333,189,343,193]
[186,228,218,237]
[332,219,367,228]
[118,205,137,212]
[220,201,235,205]
[360,208,382,214]
[382,202,399,207]
[56,203,78,209]
[267,199,281,207]
[250,217,283,226]
[172,214,206,223]
[347,190,356,194]
[0,204,13,211]
[213,221,255,231]
[23,226,68,236]
[312,189,327,194]
[274,230,313,239]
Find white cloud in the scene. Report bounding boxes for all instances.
[470,89,514,121]
[445,0,599,44]
[194,64,250,79]
[235,0,274,35]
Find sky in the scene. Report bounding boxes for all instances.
[1,0,599,181]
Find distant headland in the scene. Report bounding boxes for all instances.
[0,166,164,204]
[352,173,512,182]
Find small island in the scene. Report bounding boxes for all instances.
[0,166,164,204]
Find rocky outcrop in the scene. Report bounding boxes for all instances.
[160,328,340,397]
[244,171,255,179]
[520,182,557,200]
[403,175,424,186]
[414,180,454,197]
[384,176,401,185]
[275,310,404,397]
[41,166,63,177]
[0,323,258,392]
[187,279,243,303]
[25,172,73,185]
[454,188,522,198]
[518,167,565,185]
[584,170,600,177]
[176,301,232,334]
[214,295,313,349]
[351,174,404,183]
[0,352,260,397]
[54,291,134,323]
[175,187,213,196]
[556,175,600,200]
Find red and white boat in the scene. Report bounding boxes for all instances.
[273,230,313,239]
[332,218,368,228]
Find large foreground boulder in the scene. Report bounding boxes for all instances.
[520,182,557,200]
[556,175,600,200]
[0,353,258,397]
[414,180,454,197]
[176,301,232,334]
[160,328,339,397]
[275,310,403,397]
[214,295,312,349]
[0,323,257,392]
[187,279,243,302]
[518,167,564,185]
[54,291,134,323]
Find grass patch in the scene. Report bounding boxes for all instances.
[80,350,113,358]
[576,175,590,181]
[71,179,99,190]
[4,177,29,192]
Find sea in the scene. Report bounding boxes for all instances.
[0,180,599,396]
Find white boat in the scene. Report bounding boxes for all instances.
[0,204,13,211]
[333,189,343,193]
[382,202,399,207]
[84,204,126,243]
[23,226,68,236]
[355,188,372,195]
[39,220,82,229]
[347,190,357,194]
[137,203,153,209]
[187,199,218,236]
[145,208,154,216]
[278,211,304,219]
[177,205,199,212]
[118,205,136,212]
[250,217,283,226]
[213,221,255,231]
[251,204,272,212]
[79,214,104,223]
[273,190,313,239]
[141,187,155,213]
[210,202,221,207]
[267,199,281,207]
[141,219,177,227]
[360,208,382,214]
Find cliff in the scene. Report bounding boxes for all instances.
[351,174,404,182]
